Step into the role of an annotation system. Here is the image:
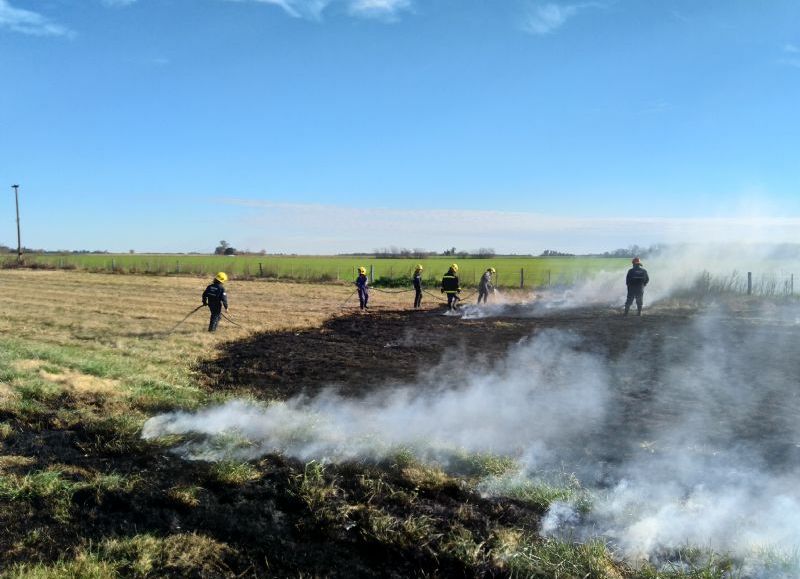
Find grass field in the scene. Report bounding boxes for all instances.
[5,253,630,288]
[0,269,767,578]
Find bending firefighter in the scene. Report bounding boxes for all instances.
[478,267,495,304]
[356,266,369,310]
[624,257,649,316]
[441,263,461,311]
[202,272,229,332]
[413,264,423,309]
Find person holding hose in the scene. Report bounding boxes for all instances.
[202,271,229,332]
[356,266,369,310]
[624,257,649,316]
[478,267,495,304]
[441,263,461,311]
[412,264,424,309]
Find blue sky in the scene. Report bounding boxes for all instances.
[1,0,799,254]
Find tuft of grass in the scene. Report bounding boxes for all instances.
[167,484,204,508]
[448,450,519,479]
[0,422,14,439]
[208,460,261,486]
[291,461,343,523]
[97,533,233,577]
[0,470,79,522]
[441,524,486,567]
[491,534,623,579]
[4,553,117,579]
[480,472,591,512]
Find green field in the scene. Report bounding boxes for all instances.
[6,254,629,289]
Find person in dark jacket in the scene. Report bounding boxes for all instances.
[202,271,229,331]
[441,263,461,311]
[477,267,495,304]
[624,257,649,316]
[355,266,369,310]
[412,264,423,309]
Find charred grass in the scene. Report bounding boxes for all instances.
[0,270,775,577]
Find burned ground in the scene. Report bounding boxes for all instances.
[2,269,799,577]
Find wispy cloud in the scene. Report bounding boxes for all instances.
[0,0,73,37]
[348,0,412,20]
[231,0,411,21]
[784,43,799,54]
[101,0,137,6]
[217,199,800,254]
[522,2,598,36]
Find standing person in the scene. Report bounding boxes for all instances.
[202,272,229,332]
[477,267,495,304]
[355,266,369,310]
[624,257,649,316]
[441,263,461,311]
[412,264,424,309]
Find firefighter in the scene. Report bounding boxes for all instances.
[478,267,495,304]
[355,266,369,310]
[202,271,229,332]
[624,257,649,316]
[441,263,461,311]
[412,264,423,309]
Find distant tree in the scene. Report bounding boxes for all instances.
[223,247,236,256]
[540,249,574,257]
[475,247,496,258]
[214,240,230,255]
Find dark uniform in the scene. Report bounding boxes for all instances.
[624,263,649,316]
[441,268,461,311]
[478,271,494,304]
[202,279,228,331]
[413,271,423,308]
[356,273,369,310]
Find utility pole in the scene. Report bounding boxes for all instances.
[12,184,21,263]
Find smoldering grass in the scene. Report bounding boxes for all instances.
[479,471,591,512]
[447,449,519,479]
[441,524,486,567]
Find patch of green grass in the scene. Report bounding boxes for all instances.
[489,532,622,579]
[0,470,79,522]
[3,553,116,579]
[448,450,519,478]
[208,460,261,486]
[0,422,14,440]
[480,472,591,512]
[126,378,205,412]
[441,524,486,567]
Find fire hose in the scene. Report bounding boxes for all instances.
[165,304,205,335]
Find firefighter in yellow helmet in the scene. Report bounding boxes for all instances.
[412,264,424,309]
[355,266,369,310]
[202,272,229,332]
[478,267,496,304]
[441,263,461,311]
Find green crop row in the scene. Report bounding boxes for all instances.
[2,254,629,289]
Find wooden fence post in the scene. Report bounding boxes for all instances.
[747,272,752,295]
[520,268,524,289]
[370,265,375,283]
[259,262,263,277]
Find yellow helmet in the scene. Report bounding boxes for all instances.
[488,268,496,274]
[415,264,423,272]
[358,266,367,275]
[450,263,459,272]
[215,271,228,283]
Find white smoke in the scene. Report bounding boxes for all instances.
[143,330,611,464]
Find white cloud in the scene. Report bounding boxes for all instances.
[522,2,602,36]
[217,199,800,254]
[784,43,799,53]
[0,0,73,36]
[101,0,137,6]
[348,0,412,19]
[231,0,411,21]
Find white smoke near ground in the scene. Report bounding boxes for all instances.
[143,330,611,464]
[461,242,799,317]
